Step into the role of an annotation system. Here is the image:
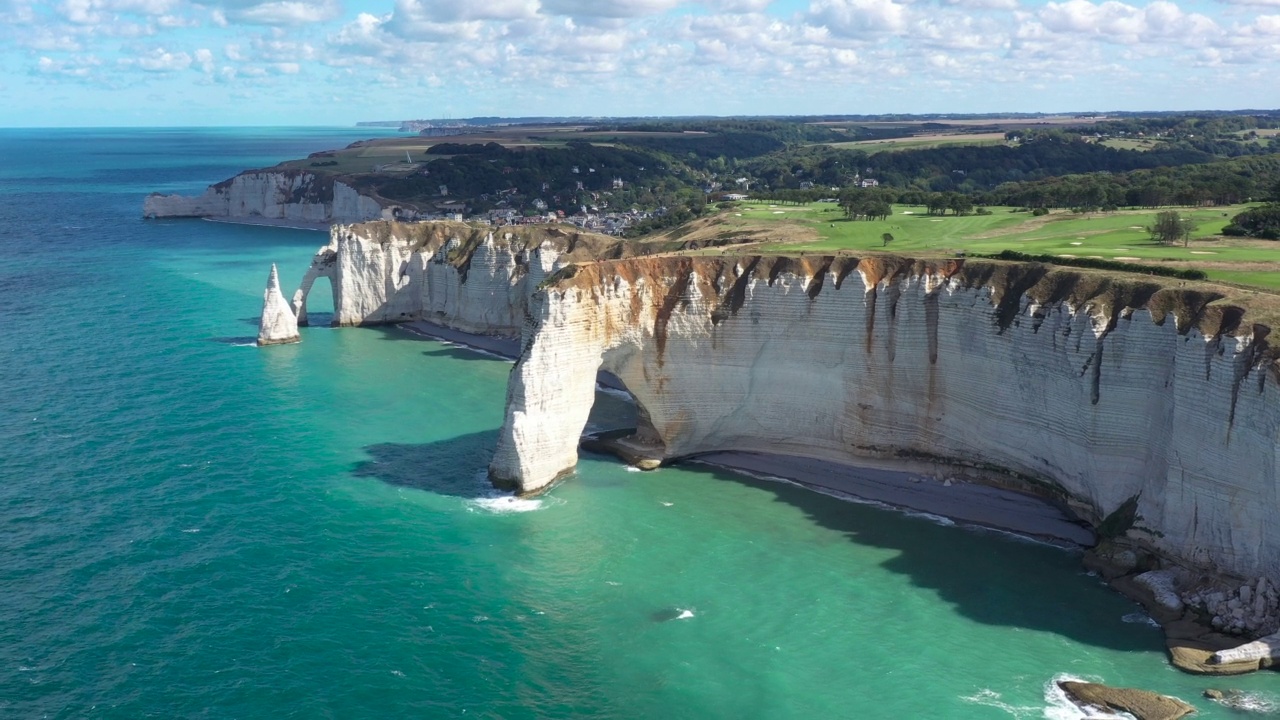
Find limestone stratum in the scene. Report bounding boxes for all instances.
[275,219,1280,673]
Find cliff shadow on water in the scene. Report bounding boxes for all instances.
[353,430,501,498]
[680,463,1162,655]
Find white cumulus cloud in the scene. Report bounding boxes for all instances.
[808,0,910,37]
[196,0,340,25]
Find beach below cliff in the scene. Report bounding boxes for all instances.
[203,216,330,232]
[685,452,1097,547]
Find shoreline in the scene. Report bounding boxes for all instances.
[400,320,520,358]
[203,216,331,232]
[687,451,1097,547]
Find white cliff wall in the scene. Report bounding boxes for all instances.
[290,222,603,333]
[489,257,1280,583]
[144,171,391,223]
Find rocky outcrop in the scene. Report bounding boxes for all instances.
[488,255,1280,590]
[144,170,396,223]
[1058,681,1195,720]
[257,264,300,346]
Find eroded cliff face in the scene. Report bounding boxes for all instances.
[489,255,1280,584]
[143,170,393,223]
[291,221,637,333]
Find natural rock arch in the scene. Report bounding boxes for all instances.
[489,255,1280,584]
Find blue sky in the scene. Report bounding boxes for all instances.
[0,0,1277,126]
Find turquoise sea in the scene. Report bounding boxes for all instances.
[2,127,1277,718]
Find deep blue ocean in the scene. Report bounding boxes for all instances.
[1,127,1276,718]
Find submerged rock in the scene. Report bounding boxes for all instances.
[257,264,300,346]
[1057,681,1195,720]
[1203,687,1278,713]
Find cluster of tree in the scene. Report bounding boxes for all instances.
[424,142,505,155]
[838,189,892,220]
[736,137,1218,194]
[1224,205,1280,240]
[924,193,975,216]
[370,142,694,215]
[621,193,709,238]
[1147,211,1196,246]
[988,155,1280,210]
[1072,114,1280,141]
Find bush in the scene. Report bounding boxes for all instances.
[1224,205,1280,240]
[976,207,992,215]
[1032,207,1049,216]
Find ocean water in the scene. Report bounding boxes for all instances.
[2,127,1277,719]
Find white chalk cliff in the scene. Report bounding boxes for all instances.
[280,221,1280,605]
[290,221,654,333]
[487,255,1280,587]
[258,264,300,346]
[144,170,396,223]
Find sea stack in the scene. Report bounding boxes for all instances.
[257,264,301,346]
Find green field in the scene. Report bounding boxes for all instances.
[721,201,1280,289]
[1098,138,1159,151]
[820,134,1005,153]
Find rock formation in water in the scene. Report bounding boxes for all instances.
[1057,681,1195,720]
[487,255,1280,591]
[144,170,398,223]
[257,264,300,346]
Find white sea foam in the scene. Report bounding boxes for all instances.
[624,466,643,473]
[1207,690,1279,713]
[1121,612,1160,627]
[469,495,545,514]
[181,528,200,533]
[960,688,1040,719]
[675,609,694,620]
[963,675,1134,720]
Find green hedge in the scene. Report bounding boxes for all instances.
[979,250,1208,281]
